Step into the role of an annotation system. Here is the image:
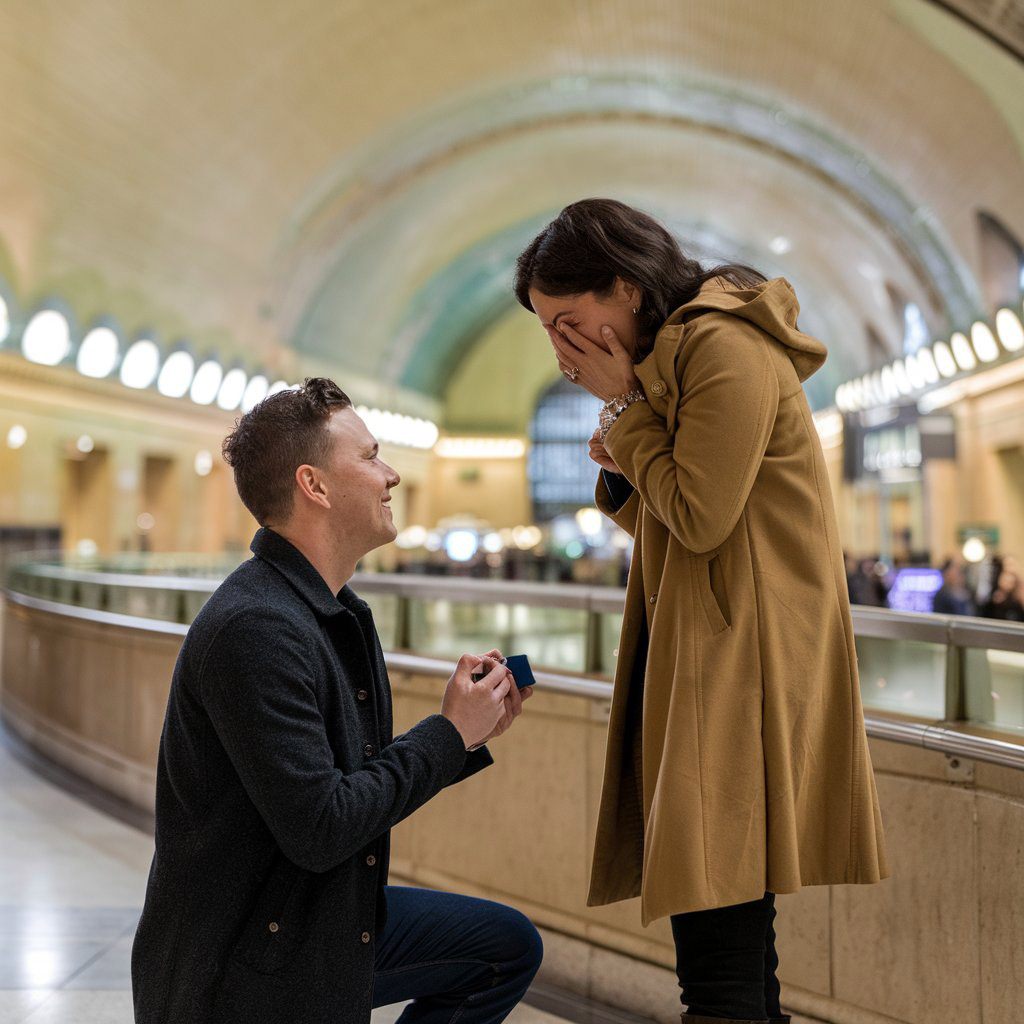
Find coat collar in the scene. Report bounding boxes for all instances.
[250,527,371,620]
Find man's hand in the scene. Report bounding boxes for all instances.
[441,652,516,750]
[470,649,534,746]
[588,428,622,474]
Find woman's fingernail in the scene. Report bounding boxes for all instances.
[601,325,613,337]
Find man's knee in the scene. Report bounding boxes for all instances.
[502,907,544,975]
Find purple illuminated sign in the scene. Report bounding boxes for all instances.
[886,568,944,614]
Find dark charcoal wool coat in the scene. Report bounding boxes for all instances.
[131,527,491,1024]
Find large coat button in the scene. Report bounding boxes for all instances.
[364,744,374,756]
[361,931,371,944]
[268,922,279,933]
[366,854,377,866]
[357,689,368,702]
[649,593,658,604]
[650,379,666,396]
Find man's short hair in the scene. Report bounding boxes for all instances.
[222,377,352,525]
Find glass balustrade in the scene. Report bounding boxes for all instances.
[6,555,1024,739]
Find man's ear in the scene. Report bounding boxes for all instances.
[294,464,331,510]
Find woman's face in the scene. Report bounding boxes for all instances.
[998,570,1019,593]
[528,278,642,361]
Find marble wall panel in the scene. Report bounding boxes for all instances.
[977,791,1024,1023]
[832,774,979,1023]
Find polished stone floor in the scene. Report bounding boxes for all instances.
[0,733,565,1024]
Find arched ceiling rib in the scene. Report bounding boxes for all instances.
[0,0,1022,418]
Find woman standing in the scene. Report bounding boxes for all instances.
[514,199,888,1024]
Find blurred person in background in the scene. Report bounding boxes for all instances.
[980,565,1024,621]
[932,557,976,616]
[132,379,541,1024]
[515,199,887,1024]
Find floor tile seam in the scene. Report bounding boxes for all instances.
[53,934,126,991]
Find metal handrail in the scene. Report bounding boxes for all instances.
[6,571,1024,771]
[9,562,1024,652]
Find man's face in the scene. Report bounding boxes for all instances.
[320,408,400,553]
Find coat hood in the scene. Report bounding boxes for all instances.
[665,276,827,382]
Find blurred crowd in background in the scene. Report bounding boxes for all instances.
[845,552,1024,620]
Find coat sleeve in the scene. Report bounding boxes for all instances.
[596,469,642,537]
[200,609,471,873]
[602,317,780,554]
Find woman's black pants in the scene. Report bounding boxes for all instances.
[669,892,782,1020]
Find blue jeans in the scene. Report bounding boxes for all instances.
[372,886,544,1024]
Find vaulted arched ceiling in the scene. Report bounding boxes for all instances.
[1,0,1022,424]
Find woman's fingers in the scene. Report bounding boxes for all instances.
[558,321,602,354]
[553,322,588,355]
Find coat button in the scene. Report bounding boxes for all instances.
[649,593,658,604]
[268,922,279,933]
[357,689,368,701]
[361,931,371,944]
[364,744,374,757]
[650,379,666,396]
[366,854,377,866]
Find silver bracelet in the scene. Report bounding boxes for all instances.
[598,388,647,441]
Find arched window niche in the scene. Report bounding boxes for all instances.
[527,376,602,523]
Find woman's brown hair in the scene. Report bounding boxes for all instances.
[514,198,766,351]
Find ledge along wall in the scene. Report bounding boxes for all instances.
[2,596,1022,1024]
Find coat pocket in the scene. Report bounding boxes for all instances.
[231,856,304,976]
[697,553,731,635]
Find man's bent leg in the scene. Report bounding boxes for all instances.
[373,886,543,1024]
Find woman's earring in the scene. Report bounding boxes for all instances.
[632,307,639,314]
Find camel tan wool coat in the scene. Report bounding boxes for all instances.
[590,276,889,925]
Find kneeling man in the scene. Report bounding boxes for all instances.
[132,378,541,1024]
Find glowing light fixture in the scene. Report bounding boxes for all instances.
[962,537,986,564]
[6,424,27,449]
[995,308,1024,353]
[355,406,439,450]
[76,327,120,378]
[971,321,999,363]
[157,350,195,398]
[444,529,479,562]
[190,359,223,405]
[512,525,542,549]
[267,380,291,396]
[0,294,9,342]
[241,374,269,412]
[194,450,214,476]
[396,525,428,549]
[932,341,958,378]
[120,339,160,389]
[434,437,525,459]
[76,434,94,454]
[575,507,603,536]
[904,353,925,390]
[22,310,71,365]
[916,346,939,384]
[769,236,791,255]
[950,332,976,372]
[880,366,899,402]
[482,532,504,553]
[217,368,248,410]
[892,359,911,395]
